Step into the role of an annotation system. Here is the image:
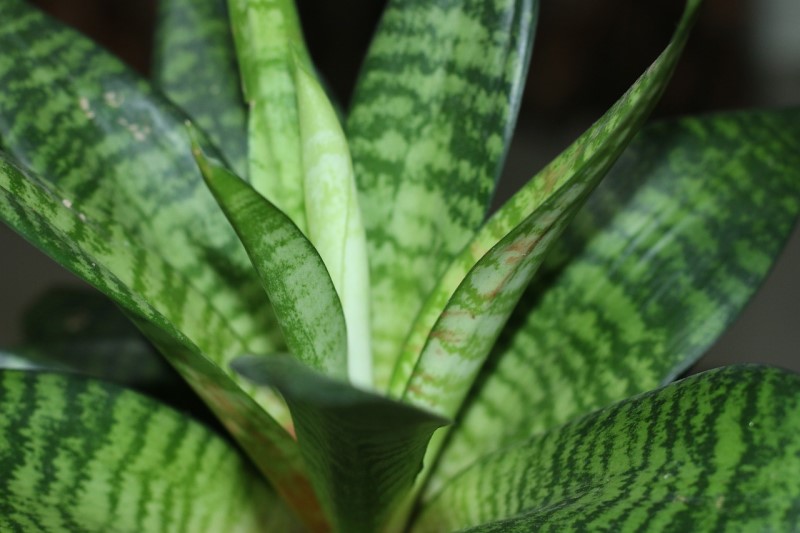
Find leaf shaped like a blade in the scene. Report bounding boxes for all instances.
[193,135,348,380]
[393,0,702,419]
[153,0,248,177]
[433,108,800,492]
[0,370,296,532]
[0,153,325,529]
[347,0,538,389]
[294,58,372,387]
[228,0,313,230]
[415,365,800,532]
[233,355,448,533]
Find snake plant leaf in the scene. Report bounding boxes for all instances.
[192,133,348,380]
[433,108,800,492]
[228,0,314,231]
[294,57,373,387]
[347,0,538,390]
[0,369,297,532]
[232,354,449,533]
[393,0,702,421]
[153,0,248,177]
[0,153,327,529]
[0,0,284,361]
[415,365,800,532]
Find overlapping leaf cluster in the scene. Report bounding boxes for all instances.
[0,0,799,531]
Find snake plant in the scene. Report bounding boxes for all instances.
[1,0,799,531]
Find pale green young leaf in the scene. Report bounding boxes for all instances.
[415,366,800,532]
[153,0,248,177]
[392,0,703,420]
[232,354,448,533]
[228,0,313,230]
[347,0,538,389]
[294,57,373,388]
[0,153,326,529]
[192,132,348,380]
[0,369,297,532]
[433,108,800,490]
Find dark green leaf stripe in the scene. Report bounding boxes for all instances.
[0,153,327,527]
[415,366,800,531]
[0,370,296,532]
[0,1,283,358]
[193,134,348,379]
[433,108,800,492]
[153,0,248,177]
[347,0,538,389]
[393,0,701,420]
[233,355,448,533]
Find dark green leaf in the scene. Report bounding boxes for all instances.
[0,369,295,532]
[434,108,800,491]
[152,0,248,177]
[416,365,800,531]
[347,0,538,389]
[233,354,448,532]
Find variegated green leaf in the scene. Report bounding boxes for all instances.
[347,0,538,389]
[192,133,348,380]
[0,1,289,406]
[415,365,800,531]
[294,57,373,387]
[0,152,326,529]
[0,369,297,532]
[153,0,248,177]
[228,0,313,230]
[433,108,800,491]
[393,0,702,422]
[233,354,448,533]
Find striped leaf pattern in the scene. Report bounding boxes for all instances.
[0,369,296,532]
[347,0,538,389]
[228,0,313,230]
[193,135,348,380]
[153,0,248,177]
[415,365,800,531]
[432,108,800,492]
[0,152,326,528]
[394,0,702,420]
[232,355,448,533]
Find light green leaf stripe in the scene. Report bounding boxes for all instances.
[232,355,448,533]
[0,369,296,532]
[0,2,283,361]
[228,0,313,231]
[192,131,348,380]
[393,0,702,417]
[294,57,373,388]
[153,0,248,177]
[347,0,538,390]
[0,153,326,529]
[415,366,800,532]
[433,108,800,492]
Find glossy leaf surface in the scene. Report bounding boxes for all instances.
[233,355,448,533]
[193,135,348,380]
[153,0,248,177]
[347,0,538,389]
[433,108,800,491]
[416,366,800,531]
[0,369,295,532]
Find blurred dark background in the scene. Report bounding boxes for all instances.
[2,0,799,373]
